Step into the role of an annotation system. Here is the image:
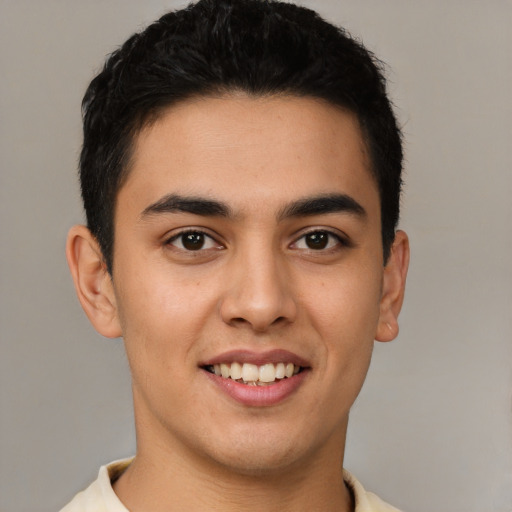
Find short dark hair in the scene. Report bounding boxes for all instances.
[80,0,403,273]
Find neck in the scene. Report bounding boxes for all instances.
[114,426,353,512]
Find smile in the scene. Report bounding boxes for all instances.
[206,362,302,386]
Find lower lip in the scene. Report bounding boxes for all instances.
[203,370,308,407]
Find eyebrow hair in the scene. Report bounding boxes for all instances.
[140,192,366,222]
[141,194,231,218]
[278,193,366,220]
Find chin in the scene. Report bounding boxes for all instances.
[211,446,304,477]
[199,423,327,478]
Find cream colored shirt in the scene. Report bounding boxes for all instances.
[60,459,402,512]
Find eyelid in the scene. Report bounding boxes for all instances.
[289,227,351,250]
[165,227,225,251]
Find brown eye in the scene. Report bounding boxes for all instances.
[292,230,344,252]
[304,232,329,250]
[167,231,221,251]
[181,232,205,250]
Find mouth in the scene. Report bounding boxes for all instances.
[204,362,303,386]
[200,350,310,405]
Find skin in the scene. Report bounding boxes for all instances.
[67,94,409,512]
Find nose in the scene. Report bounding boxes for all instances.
[219,247,297,332]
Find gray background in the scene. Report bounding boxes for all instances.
[1,1,511,511]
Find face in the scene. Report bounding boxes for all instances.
[109,94,398,474]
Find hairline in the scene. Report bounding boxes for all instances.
[116,87,379,205]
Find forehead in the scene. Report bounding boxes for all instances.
[120,94,378,217]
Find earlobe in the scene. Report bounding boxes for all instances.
[375,230,410,343]
[66,225,122,338]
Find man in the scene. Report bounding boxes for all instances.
[62,0,409,510]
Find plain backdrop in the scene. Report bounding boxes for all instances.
[1,1,511,511]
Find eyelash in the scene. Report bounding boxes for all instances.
[166,229,223,252]
[290,229,349,252]
[165,228,349,254]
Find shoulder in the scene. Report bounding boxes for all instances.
[59,459,133,512]
[343,470,403,512]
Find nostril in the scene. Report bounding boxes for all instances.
[230,317,248,326]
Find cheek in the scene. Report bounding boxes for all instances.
[113,266,218,365]
[304,264,383,340]
[301,261,382,391]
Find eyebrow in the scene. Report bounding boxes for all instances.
[278,193,366,221]
[140,192,366,221]
[141,194,232,218]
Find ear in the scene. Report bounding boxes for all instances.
[375,230,410,342]
[66,225,122,338]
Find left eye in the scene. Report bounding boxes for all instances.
[293,231,341,250]
[167,231,220,251]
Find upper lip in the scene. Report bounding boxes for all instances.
[200,349,310,368]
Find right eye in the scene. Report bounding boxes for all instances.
[166,230,222,251]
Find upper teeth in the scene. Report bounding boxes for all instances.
[212,362,300,383]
